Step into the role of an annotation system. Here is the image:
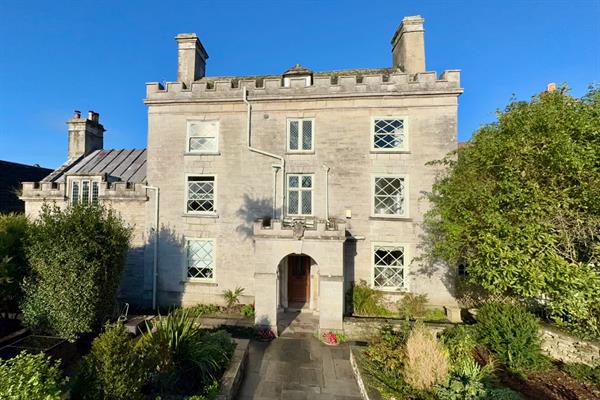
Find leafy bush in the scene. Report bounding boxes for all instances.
[402,323,449,391]
[0,213,28,317]
[397,293,428,319]
[349,280,392,316]
[21,204,131,340]
[222,287,244,309]
[142,308,235,395]
[475,302,547,374]
[440,325,478,374]
[558,362,600,385]
[240,303,255,318]
[72,323,146,400]
[187,303,220,317]
[0,351,66,400]
[365,324,411,371]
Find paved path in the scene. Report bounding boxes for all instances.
[237,315,362,400]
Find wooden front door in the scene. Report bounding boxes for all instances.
[288,255,310,305]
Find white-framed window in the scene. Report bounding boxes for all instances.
[186,238,215,280]
[287,118,314,152]
[70,179,99,205]
[186,175,216,213]
[371,117,408,151]
[287,174,313,216]
[187,120,219,154]
[372,243,407,290]
[372,175,408,217]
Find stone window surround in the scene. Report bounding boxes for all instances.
[68,176,100,205]
[183,237,216,283]
[370,174,409,219]
[186,119,220,155]
[184,173,218,216]
[286,173,314,217]
[370,115,409,153]
[286,117,315,153]
[371,241,410,292]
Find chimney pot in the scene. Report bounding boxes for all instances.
[391,16,426,74]
[74,110,81,119]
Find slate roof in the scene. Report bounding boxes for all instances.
[0,160,53,213]
[43,149,147,183]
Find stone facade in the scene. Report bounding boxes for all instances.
[22,15,462,333]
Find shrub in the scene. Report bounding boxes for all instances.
[187,303,220,317]
[440,325,478,374]
[349,280,391,316]
[365,324,410,371]
[72,323,146,400]
[397,293,428,319]
[0,213,28,317]
[402,323,449,391]
[475,302,547,374]
[240,303,255,318]
[222,287,244,309]
[142,308,235,395]
[22,204,131,340]
[0,351,66,400]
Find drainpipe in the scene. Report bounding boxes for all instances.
[142,185,160,311]
[322,164,330,222]
[243,87,285,220]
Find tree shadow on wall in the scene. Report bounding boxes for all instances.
[122,225,186,314]
[235,194,282,241]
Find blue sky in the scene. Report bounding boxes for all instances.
[1,0,598,169]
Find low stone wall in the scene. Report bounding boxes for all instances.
[216,338,249,400]
[343,316,455,341]
[540,325,600,366]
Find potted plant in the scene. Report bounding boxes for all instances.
[319,331,345,346]
[255,327,276,342]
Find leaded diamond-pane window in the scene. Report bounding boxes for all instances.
[373,176,405,216]
[287,174,313,215]
[373,118,406,150]
[187,239,214,279]
[188,120,219,153]
[373,245,405,289]
[187,176,215,213]
[288,119,313,152]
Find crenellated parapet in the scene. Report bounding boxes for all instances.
[145,70,462,103]
[253,218,347,241]
[21,180,148,203]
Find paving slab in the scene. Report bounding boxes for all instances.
[237,334,361,399]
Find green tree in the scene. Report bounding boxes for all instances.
[22,204,131,340]
[424,85,600,336]
[0,213,29,318]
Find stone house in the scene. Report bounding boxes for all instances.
[21,15,462,332]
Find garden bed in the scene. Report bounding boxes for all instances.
[0,335,75,364]
[215,338,249,400]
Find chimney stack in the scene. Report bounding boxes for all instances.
[176,33,208,88]
[67,110,104,160]
[391,16,426,74]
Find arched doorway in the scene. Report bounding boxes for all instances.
[278,254,319,311]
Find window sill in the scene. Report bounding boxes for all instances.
[181,280,218,286]
[182,213,219,219]
[374,287,409,293]
[184,152,221,156]
[286,151,315,155]
[369,216,412,221]
[370,150,411,154]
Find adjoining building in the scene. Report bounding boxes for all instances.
[22,16,463,332]
[0,160,52,213]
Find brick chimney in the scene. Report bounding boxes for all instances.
[176,33,209,88]
[391,16,426,74]
[67,110,104,160]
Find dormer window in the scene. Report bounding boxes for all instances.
[71,179,99,205]
[282,64,313,87]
